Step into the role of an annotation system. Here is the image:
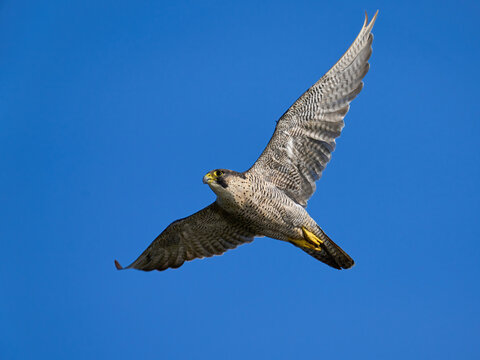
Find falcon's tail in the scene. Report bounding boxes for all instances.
[293,226,355,270]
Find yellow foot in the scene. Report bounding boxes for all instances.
[289,238,318,250]
[289,227,324,250]
[302,227,323,247]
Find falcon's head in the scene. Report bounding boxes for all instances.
[203,169,246,195]
[203,169,233,188]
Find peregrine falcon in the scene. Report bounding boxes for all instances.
[115,12,377,271]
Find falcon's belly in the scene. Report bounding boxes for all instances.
[216,172,316,241]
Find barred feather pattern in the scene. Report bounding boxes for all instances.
[116,13,378,272]
[248,12,377,207]
[122,203,256,271]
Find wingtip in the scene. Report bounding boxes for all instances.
[114,259,124,270]
[364,10,379,29]
[369,10,379,28]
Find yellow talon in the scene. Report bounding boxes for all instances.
[289,238,318,250]
[302,227,323,247]
[289,227,323,250]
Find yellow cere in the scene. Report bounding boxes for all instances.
[204,172,215,184]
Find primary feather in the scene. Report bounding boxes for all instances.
[248,11,377,207]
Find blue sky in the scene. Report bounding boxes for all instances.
[1,0,479,359]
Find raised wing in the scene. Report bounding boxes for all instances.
[248,12,377,207]
[115,203,256,271]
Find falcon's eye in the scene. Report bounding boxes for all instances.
[214,170,224,177]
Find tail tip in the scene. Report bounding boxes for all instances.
[342,259,355,270]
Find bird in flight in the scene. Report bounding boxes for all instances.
[115,11,378,272]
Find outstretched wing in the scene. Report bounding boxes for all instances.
[115,203,256,271]
[248,12,377,207]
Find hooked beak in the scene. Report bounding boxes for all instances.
[203,172,215,184]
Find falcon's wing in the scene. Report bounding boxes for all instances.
[115,203,256,271]
[248,12,377,207]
